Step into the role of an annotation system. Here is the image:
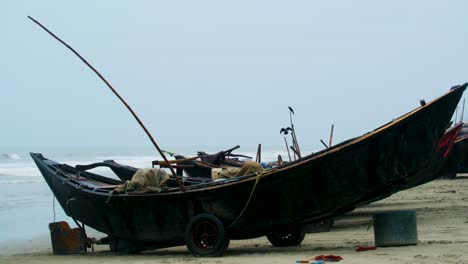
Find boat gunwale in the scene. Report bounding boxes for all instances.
[35,84,466,196]
[175,84,467,193]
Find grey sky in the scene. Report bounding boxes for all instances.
[2,1,468,150]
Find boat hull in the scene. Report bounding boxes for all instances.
[31,84,466,245]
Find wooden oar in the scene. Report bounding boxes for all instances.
[290,146,300,158]
[320,139,329,149]
[28,16,185,191]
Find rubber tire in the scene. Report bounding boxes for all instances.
[185,213,229,257]
[266,227,306,247]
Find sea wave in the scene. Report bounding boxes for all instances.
[0,165,41,177]
[0,153,21,160]
[0,179,43,184]
[94,155,157,167]
[0,149,313,178]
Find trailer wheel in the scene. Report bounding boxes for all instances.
[185,213,229,257]
[266,227,305,247]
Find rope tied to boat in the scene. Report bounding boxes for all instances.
[51,167,68,222]
[65,197,98,251]
[229,171,266,228]
[52,170,60,223]
[55,169,72,185]
[105,191,113,204]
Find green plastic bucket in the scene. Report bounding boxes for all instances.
[373,210,418,247]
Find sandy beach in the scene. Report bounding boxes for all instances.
[1,177,467,264]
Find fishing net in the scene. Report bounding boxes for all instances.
[212,161,264,180]
[114,168,169,194]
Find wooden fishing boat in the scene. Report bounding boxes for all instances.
[354,122,462,206]
[31,84,466,256]
[436,123,468,179]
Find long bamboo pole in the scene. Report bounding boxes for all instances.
[284,137,292,162]
[289,108,301,158]
[28,16,185,191]
[329,124,334,147]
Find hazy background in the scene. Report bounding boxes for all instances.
[2,0,468,151]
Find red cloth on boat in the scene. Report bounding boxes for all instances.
[313,255,343,261]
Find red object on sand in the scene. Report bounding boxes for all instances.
[355,246,377,252]
[314,255,344,261]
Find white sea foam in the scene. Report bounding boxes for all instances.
[0,149,316,179]
[95,155,157,168]
[0,179,43,184]
[0,153,21,160]
[0,164,41,177]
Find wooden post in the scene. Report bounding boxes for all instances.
[255,144,262,163]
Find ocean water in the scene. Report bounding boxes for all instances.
[0,145,308,245]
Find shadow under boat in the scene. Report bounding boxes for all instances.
[31,84,466,256]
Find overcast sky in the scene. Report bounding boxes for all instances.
[2,1,468,150]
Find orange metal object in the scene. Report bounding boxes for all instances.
[49,221,87,255]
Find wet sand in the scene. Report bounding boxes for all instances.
[1,177,467,264]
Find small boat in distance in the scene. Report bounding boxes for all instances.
[31,84,466,256]
[436,123,468,179]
